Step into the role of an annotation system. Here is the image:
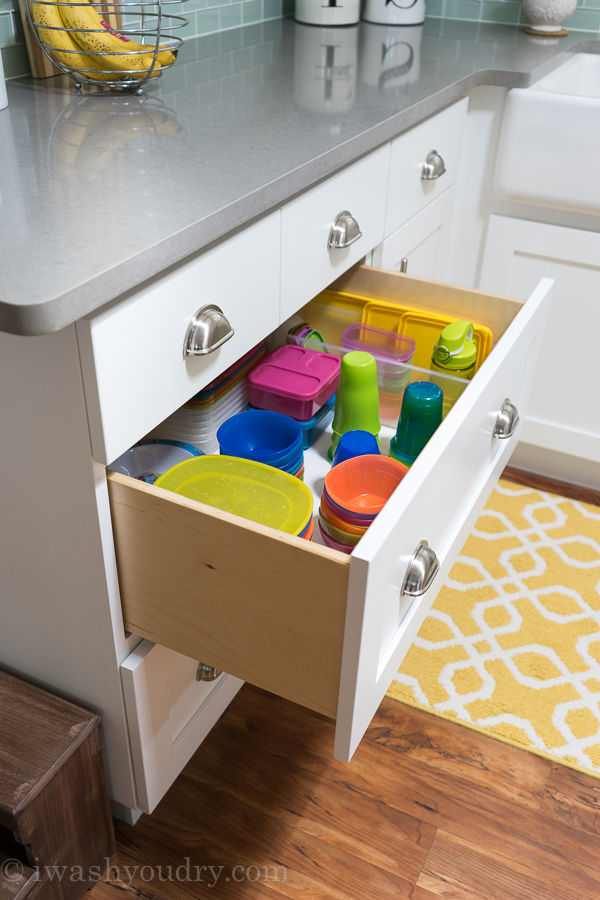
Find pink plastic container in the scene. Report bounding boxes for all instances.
[248,345,341,420]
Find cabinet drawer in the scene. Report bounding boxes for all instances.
[386,98,468,237]
[280,146,390,323]
[121,640,243,814]
[76,212,280,467]
[108,266,552,764]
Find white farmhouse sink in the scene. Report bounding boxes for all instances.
[494,53,600,214]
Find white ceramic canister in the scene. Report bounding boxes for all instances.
[360,23,422,89]
[293,23,358,113]
[295,0,361,27]
[522,0,577,32]
[362,0,424,26]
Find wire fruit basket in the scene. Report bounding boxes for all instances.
[25,0,188,92]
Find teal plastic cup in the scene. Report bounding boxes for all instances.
[329,351,380,462]
[390,381,443,467]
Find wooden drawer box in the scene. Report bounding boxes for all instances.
[107,265,552,765]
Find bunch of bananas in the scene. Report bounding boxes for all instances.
[30,0,177,83]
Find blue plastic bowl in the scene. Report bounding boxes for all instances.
[217,410,303,465]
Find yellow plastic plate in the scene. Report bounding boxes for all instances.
[155,455,313,536]
[362,302,493,370]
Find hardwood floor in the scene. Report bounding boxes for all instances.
[91,471,600,900]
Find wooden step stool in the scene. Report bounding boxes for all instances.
[0,670,116,900]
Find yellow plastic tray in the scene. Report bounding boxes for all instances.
[362,301,493,371]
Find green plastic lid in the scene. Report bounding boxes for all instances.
[432,320,476,370]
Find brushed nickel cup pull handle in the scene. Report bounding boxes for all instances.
[328,210,363,250]
[196,663,223,682]
[401,540,439,598]
[421,150,446,180]
[184,304,234,358]
[493,399,520,439]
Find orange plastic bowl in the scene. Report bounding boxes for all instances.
[324,454,409,516]
[319,496,369,536]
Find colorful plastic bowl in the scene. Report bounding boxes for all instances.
[319,497,369,536]
[318,514,361,547]
[217,410,303,464]
[322,487,377,524]
[324,454,409,516]
[318,521,353,554]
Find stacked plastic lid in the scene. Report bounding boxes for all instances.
[318,454,408,554]
[146,341,267,454]
[155,455,314,540]
[217,410,305,479]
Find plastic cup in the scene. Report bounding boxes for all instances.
[329,351,380,462]
[331,430,381,467]
[390,381,443,467]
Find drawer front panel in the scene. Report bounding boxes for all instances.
[280,146,389,322]
[372,186,456,281]
[330,269,552,762]
[121,640,243,814]
[108,267,552,767]
[77,212,280,466]
[386,98,468,237]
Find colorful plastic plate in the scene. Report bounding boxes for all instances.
[108,439,203,484]
[155,455,313,536]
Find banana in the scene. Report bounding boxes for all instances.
[58,0,176,74]
[28,0,117,80]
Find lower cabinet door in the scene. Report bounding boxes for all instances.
[121,640,243,813]
[370,187,456,282]
[480,214,600,480]
[109,265,552,767]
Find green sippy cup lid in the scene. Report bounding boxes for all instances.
[432,320,476,369]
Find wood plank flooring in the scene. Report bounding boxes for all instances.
[91,471,600,900]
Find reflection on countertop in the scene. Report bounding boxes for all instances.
[1,16,598,334]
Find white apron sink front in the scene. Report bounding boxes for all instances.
[494,53,600,215]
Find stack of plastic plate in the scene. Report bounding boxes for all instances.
[318,454,409,553]
[146,341,267,454]
[217,410,304,479]
[155,455,314,539]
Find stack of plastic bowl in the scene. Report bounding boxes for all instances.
[318,454,409,553]
[217,410,305,479]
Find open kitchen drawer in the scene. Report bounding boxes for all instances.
[107,265,552,763]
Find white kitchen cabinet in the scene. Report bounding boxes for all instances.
[480,214,600,485]
[371,187,456,280]
[107,264,551,782]
[121,642,243,813]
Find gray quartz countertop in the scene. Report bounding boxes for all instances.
[1,16,598,335]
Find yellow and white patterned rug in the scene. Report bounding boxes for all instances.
[388,478,600,777]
